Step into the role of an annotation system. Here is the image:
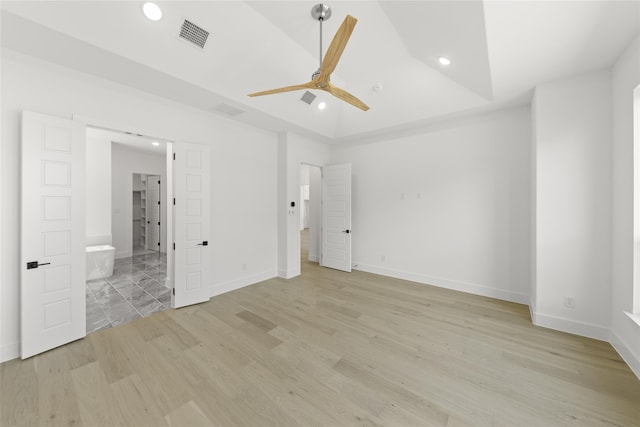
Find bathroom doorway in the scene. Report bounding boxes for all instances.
[85,127,171,334]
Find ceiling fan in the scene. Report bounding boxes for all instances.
[248,4,369,111]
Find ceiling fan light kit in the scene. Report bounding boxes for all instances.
[248,4,369,111]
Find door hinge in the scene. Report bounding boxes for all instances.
[157,222,160,225]
[173,153,176,160]
[158,180,160,184]
[173,198,175,205]
[173,243,175,250]
[157,201,160,205]
[172,288,175,295]
[157,242,160,246]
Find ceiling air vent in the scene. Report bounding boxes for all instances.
[179,19,210,49]
[212,103,245,117]
[300,91,317,105]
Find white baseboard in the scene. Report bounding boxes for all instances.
[353,263,529,304]
[115,250,131,259]
[278,267,300,279]
[210,269,277,299]
[1,341,19,363]
[308,255,319,262]
[532,311,610,341]
[610,330,640,380]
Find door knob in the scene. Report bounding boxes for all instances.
[342,230,350,234]
[197,241,209,246]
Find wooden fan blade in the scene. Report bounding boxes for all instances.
[323,83,369,111]
[316,15,357,84]
[248,81,314,97]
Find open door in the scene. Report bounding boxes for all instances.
[321,163,352,272]
[21,111,86,359]
[173,142,211,308]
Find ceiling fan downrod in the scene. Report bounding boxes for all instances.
[311,4,332,82]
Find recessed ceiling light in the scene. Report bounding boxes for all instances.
[317,101,327,110]
[151,141,160,146]
[438,57,451,66]
[142,2,162,21]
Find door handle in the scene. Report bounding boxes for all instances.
[26,261,51,270]
[197,241,208,246]
[342,230,350,234]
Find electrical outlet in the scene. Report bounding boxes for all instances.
[564,296,575,309]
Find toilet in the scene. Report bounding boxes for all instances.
[86,244,116,280]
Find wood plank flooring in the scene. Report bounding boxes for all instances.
[2,232,639,426]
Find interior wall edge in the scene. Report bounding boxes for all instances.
[0,342,19,363]
[278,268,301,280]
[209,269,277,300]
[532,312,610,342]
[331,105,532,150]
[609,330,640,380]
[354,263,529,305]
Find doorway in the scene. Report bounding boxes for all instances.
[300,164,322,266]
[85,127,171,334]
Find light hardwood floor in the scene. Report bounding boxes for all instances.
[2,232,639,426]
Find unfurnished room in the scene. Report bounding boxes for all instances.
[1,1,640,426]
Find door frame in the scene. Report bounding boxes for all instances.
[296,162,325,274]
[74,114,175,301]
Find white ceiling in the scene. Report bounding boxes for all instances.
[2,1,639,144]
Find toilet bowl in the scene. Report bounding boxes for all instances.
[86,245,116,280]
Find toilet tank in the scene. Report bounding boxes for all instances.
[86,245,116,280]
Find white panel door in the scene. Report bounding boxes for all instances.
[173,142,211,308]
[147,175,161,251]
[21,111,86,359]
[321,164,352,272]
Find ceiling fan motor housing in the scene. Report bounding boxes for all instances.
[311,4,332,21]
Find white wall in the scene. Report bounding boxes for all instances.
[331,107,531,303]
[111,145,166,258]
[86,134,112,246]
[277,132,330,278]
[208,131,277,293]
[532,70,612,340]
[611,33,640,377]
[0,48,278,362]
